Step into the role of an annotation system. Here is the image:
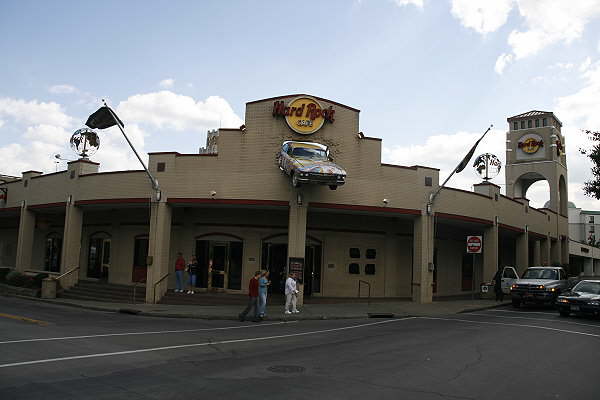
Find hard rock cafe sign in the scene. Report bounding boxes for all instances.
[518,134,544,154]
[273,96,335,135]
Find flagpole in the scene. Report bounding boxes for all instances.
[426,124,493,215]
[102,100,161,199]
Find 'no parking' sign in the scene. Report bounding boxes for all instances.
[466,236,482,254]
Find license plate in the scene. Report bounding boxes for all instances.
[570,305,580,311]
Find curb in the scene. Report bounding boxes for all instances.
[457,301,511,314]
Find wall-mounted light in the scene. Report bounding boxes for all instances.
[210,190,217,198]
[382,198,389,206]
[297,193,303,206]
[240,124,247,133]
[357,132,364,139]
[67,194,73,205]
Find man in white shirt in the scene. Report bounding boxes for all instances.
[284,272,299,314]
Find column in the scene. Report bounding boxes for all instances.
[515,231,529,275]
[483,223,499,283]
[533,240,541,266]
[60,202,83,289]
[541,236,551,265]
[561,237,569,265]
[15,204,35,272]
[551,239,561,265]
[288,192,307,306]
[412,213,434,304]
[146,201,172,304]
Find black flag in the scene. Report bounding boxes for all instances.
[454,127,492,173]
[85,106,124,129]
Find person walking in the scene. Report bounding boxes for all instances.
[239,271,261,322]
[284,272,299,314]
[493,268,504,302]
[174,253,186,293]
[187,256,198,294]
[258,270,270,318]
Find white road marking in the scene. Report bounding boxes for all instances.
[468,313,600,329]
[0,318,415,369]
[420,317,600,338]
[486,309,556,316]
[0,321,298,345]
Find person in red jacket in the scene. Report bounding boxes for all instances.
[239,271,261,322]
[174,252,186,293]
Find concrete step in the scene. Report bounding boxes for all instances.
[65,286,146,297]
[59,281,146,303]
[59,292,143,304]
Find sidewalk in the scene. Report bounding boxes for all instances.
[10,295,511,320]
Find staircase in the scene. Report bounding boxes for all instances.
[59,280,146,304]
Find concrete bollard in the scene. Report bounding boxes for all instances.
[41,278,57,299]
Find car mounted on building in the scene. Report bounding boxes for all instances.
[510,266,569,307]
[556,280,600,318]
[278,141,346,190]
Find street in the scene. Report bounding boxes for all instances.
[1,296,599,400]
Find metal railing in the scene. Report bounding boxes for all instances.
[358,280,371,304]
[54,266,80,290]
[153,272,170,304]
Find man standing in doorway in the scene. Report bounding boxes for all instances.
[239,271,261,322]
[284,272,300,314]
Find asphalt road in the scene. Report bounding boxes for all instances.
[1,297,599,400]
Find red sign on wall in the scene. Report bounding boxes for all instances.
[466,236,482,254]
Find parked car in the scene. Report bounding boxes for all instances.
[498,266,519,294]
[278,141,346,190]
[555,280,600,318]
[510,266,569,307]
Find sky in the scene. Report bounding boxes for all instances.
[1,0,599,210]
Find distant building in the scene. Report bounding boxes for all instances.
[568,203,600,245]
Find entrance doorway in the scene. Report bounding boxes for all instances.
[261,234,322,296]
[88,233,111,280]
[132,235,149,283]
[195,236,243,290]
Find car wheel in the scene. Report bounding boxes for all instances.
[292,173,300,188]
[329,185,337,190]
[512,299,521,308]
[559,311,570,317]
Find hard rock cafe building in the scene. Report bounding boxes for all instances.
[0,95,570,303]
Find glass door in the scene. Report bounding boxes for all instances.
[211,243,228,289]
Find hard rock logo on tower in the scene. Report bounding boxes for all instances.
[518,137,544,154]
[273,96,335,135]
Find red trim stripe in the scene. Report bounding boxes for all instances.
[529,231,546,239]
[0,207,20,213]
[309,202,421,215]
[75,198,150,206]
[168,198,289,207]
[435,212,493,226]
[498,223,524,233]
[28,202,67,209]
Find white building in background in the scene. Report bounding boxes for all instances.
[568,202,600,277]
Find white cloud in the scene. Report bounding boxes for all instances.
[451,1,600,72]
[551,62,574,70]
[393,0,423,8]
[117,90,243,131]
[451,0,514,34]
[23,124,71,146]
[0,119,4,129]
[158,78,175,88]
[0,97,73,128]
[49,84,77,94]
[495,53,514,74]
[580,56,592,72]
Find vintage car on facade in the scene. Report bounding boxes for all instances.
[510,266,569,307]
[278,141,346,190]
[556,280,600,318]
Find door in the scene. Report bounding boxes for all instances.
[261,243,287,294]
[88,238,110,280]
[132,236,149,283]
[211,243,227,289]
[501,266,519,294]
[304,245,322,296]
[462,254,474,291]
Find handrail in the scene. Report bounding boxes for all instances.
[54,266,80,281]
[358,280,371,302]
[153,272,170,304]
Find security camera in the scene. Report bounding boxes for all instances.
[383,198,389,205]
[55,154,61,159]
[210,190,217,197]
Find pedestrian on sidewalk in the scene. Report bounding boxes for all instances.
[187,256,198,294]
[175,252,186,293]
[258,270,270,318]
[239,271,261,322]
[284,272,300,314]
[493,268,504,302]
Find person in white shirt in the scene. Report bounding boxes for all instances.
[284,272,300,314]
